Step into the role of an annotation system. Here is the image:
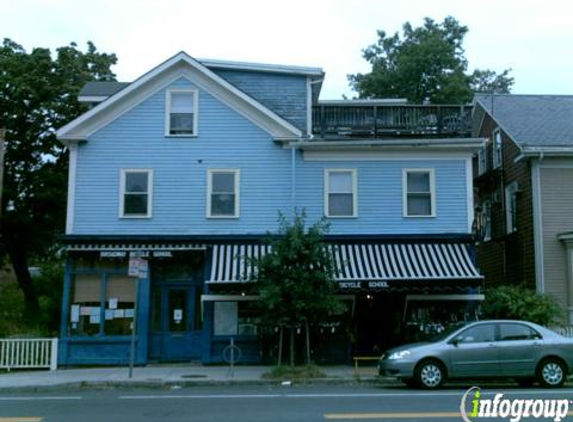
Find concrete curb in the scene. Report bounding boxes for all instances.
[0,375,570,393]
[0,376,388,393]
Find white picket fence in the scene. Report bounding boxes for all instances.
[550,326,573,337]
[0,338,58,371]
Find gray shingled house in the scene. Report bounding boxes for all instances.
[473,94,573,324]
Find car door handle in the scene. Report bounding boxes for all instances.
[488,343,496,347]
[533,342,542,347]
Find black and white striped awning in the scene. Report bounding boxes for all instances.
[330,243,481,281]
[208,242,481,284]
[209,244,272,283]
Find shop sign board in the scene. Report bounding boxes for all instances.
[338,281,390,290]
[128,252,149,279]
[100,250,173,259]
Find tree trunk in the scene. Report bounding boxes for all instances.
[289,326,295,367]
[305,321,311,365]
[277,327,283,366]
[6,240,39,319]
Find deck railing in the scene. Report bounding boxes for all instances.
[550,326,573,338]
[312,104,473,139]
[0,338,58,371]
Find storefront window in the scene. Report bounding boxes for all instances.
[402,296,481,342]
[238,301,258,336]
[104,275,136,336]
[69,274,102,336]
[213,301,259,336]
[68,257,137,337]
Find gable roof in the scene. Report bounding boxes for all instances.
[475,94,573,151]
[78,59,324,103]
[57,52,303,142]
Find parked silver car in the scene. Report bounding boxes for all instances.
[378,320,573,388]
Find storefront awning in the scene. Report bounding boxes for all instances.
[208,242,482,286]
[209,244,272,283]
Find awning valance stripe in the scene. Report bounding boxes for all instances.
[208,242,481,284]
[66,243,207,252]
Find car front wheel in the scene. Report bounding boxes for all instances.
[415,359,445,389]
[537,358,566,388]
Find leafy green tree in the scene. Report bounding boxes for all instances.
[481,285,563,326]
[348,16,514,104]
[469,68,514,94]
[253,212,344,366]
[0,39,117,320]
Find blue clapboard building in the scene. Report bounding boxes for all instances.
[56,52,484,365]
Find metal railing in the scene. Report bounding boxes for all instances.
[312,104,472,139]
[0,338,58,371]
[550,326,573,338]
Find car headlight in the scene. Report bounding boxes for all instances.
[388,350,411,360]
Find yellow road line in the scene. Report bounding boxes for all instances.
[0,418,42,422]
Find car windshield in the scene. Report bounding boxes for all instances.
[428,322,467,342]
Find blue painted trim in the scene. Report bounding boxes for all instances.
[99,273,107,336]
[58,258,72,364]
[202,302,213,364]
[136,274,150,364]
[201,246,213,364]
[62,233,473,243]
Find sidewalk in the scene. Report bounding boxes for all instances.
[0,365,381,392]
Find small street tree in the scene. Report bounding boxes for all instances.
[253,212,344,366]
[348,16,514,104]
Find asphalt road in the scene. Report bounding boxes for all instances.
[1,385,573,422]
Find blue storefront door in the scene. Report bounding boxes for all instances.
[149,283,203,361]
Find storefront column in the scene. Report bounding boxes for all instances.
[58,257,72,365]
[136,272,151,365]
[201,247,214,364]
[201,301,214,364]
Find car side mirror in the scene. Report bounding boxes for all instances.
[450,337,461,346]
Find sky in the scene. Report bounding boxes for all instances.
[1,0,572,99]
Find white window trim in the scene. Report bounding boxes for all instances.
[119,169,153,219]
[493,128,502,169]
[207,169,240,219]
[505,181,518,234]
[402,168,436,218]
[165,88,199,137]
[324,169,358,218]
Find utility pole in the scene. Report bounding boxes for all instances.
[0,128,5,221]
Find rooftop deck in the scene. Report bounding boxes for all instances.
[312,102,473,139]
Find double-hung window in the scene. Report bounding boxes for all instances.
[325,169,357,218]
[207,169,239,218]
[120,169,152,218]
[166,89,198,136]
[493,129,503,169]
[505,182,518,233]
[403,169,435,217]
[481,199,492,241]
